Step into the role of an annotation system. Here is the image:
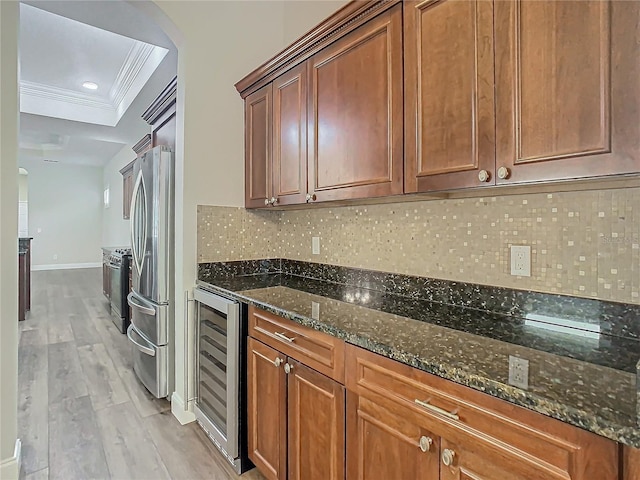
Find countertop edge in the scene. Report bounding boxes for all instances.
[196,280,640,448]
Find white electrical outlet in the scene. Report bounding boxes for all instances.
[510,245,531,276]
[53,254,58,260]
[311,301,320,320]
[312,237,320,255]
[508,355,529,389]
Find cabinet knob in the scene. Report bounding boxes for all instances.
[284,363,293,374]
[264,198,270,206]
[442,449,456,466]
[270,197,278,205]
[418,436,433,453]
[272,357,283,367]
[305,193,316,202]
[478,170,490,182]
[497,166,510,179]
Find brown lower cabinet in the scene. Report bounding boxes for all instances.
[248,306,629,480]
[247,336,345,480]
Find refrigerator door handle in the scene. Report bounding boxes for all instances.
[127,324,156,357]
[127,292,156,316]
[130,169,147,276]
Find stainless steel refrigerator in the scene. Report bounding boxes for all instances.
[127,145,174,399]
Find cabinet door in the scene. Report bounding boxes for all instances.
[495,0,640,184]
[346,393,439,480]
[273,63,308,206]
[404,0,495,193]
[245,84,272,208]
[308,4,403,203]
[288,359,345,480]
[247,337,287,480]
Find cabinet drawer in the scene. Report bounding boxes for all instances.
[249,306,345,383]
[346,345,618,480]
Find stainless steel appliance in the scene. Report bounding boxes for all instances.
[194,287,251,474]
[127,145,174,399]
[108,248,131,333]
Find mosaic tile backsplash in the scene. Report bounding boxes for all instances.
[197,187,640,304]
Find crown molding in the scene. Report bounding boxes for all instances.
[235,0,398,97]
[20,80,114,111]
[110,42,156,107]
[142,75,177,125]
[132,133,152,155]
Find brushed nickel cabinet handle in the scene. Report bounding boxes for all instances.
[442,448,456,466]
[418,436,433,453]
[272,357,283,367]
[497,166,510,179]
[264,198,270,206]
[284,363,293,374]
[270,197,278,205]
[415,399,460,421]
[274,332,296,343]
[305,193,312,201]
[478,169,490,182]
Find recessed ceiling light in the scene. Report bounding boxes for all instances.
[82,81,98,90]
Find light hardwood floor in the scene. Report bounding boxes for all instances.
[18,268,264,480]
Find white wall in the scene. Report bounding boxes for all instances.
[102,145,135,247]
[283,0,348,44]
[135,0,349,423]
[0,1,20,477]
[20,158,103,269]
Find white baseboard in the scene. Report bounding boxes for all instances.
[0,439,21,480]
[171,392,196,425]
[32,262,101,271]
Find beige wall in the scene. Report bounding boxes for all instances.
[20,159,104,269]
[102,145,135,248]
[0,1,19,477]
[134,0,346,422]
[198,186,640,305]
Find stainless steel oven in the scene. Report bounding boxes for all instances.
[193,287,250,474]
[108,248,131,334]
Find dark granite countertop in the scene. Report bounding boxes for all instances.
[198,264,640,448]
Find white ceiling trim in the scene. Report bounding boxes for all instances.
[20,81,114,110]
[20,40,168,127]
[110,42,155,106]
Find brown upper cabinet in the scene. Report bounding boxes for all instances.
[245,84,273,208]
[493,0,640,185]
[406,0,640,192]
[239,0,640,204]
[238,2,404,208]
[404,0,496,192]
[246,64,309,208]
[308,5,403,203]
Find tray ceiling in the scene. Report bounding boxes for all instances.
[19,3,168,127]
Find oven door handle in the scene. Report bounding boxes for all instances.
[127,292,156,316]
[127,325,155,357]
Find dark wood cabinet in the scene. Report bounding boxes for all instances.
[288,359,344,480]
[494,0,640,184]
[102,252,110,300]
[248,337,287,480]
[119,160,135,220]
[346,344,619,480]
[404,0,496,192]
[347,392,439,480]
[244,84,273,209]
[273,63,308,206]
[248,307,346,480]
[307,4,403,203]
[406,0,640,193]
[143,76,177,153]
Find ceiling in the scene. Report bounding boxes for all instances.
[18,1,177,168]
